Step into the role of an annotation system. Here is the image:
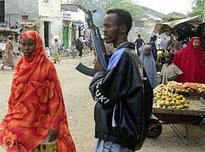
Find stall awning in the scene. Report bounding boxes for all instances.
[153,15,203,34]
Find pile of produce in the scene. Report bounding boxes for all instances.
[174,82,205,95]
[154,81,205,109]
[154,82,189,109]
[154,92,189,109]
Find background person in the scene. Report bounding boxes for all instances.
[76,38,83,58]
[166,34,182,52]
[172,36,205,83]
[2,35,15,69]
[0,30,76,152]
[156,36,162,50]
[160,37,168,50]
[160,52,183,84]
[51,38,61,63]
[134,34,145,55]
[156,49,167,72]
[140,44,157,89]
[149,35,157,61]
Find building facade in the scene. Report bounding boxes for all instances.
[61,4,85,49]
[2,0,62,47]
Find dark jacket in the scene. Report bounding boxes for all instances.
[76,39,83,51]
[89,45,153,150]
[135,38,145,50]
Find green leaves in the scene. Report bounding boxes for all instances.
[71,0,141,27]
[189,0,205,16]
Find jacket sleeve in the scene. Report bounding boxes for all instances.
[89,52,142,109]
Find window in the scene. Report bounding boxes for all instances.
[43,0,49,3]
[22,15,28,20]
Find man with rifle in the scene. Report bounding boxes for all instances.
[89,8,153,152]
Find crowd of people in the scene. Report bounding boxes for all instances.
[134,29,205,85]
[0,7,204,152]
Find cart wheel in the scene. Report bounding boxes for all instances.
[192,116,204,125]
[147,118,162,138]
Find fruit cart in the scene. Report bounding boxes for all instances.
[148,82,205,144]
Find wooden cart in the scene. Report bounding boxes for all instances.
[148,97,205,144]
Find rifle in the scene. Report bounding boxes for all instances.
[75,10,107,76]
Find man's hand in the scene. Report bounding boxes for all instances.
[94,58,104,71]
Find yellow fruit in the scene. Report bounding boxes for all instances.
[180,100,185,105]
[159,101,165,107]
[168,98,172,102]
[175,101,181,106]
[172,99,177,103]
[184,104,189,108]
[170,101,175,106]
[161,96,167,100]
[172,106,176,109]
[165,101,170,106]
[179,95,184,99]
[176,105,184,109]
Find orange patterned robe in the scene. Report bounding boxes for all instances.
[0,31,76,152]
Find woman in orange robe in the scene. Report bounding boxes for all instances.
[2,35,15,69]
[0,30,76,152]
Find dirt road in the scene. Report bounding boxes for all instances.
[0,54,205,152]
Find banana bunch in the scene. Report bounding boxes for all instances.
[154,83,174,96]
[154,92,189,109]
[155,81,205,96]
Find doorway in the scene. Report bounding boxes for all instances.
[0,1,5,23]
[44,21,49,47]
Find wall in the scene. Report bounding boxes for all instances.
[38,0,61,18]
[5,0,38,27]
[38,0,62,45]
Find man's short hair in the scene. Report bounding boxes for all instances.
[166,52,174,60]
[106,8,132,34]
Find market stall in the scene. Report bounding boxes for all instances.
[153,15,203,36]
[148,81,205,144]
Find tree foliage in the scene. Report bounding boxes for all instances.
[190,0,205,16]
[71,0,141,26]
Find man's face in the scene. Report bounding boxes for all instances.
[103,13,120,44]
[165,54,172,63]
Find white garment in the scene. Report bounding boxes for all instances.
[45,48,50,57]
[52,42,61,53]
[161,63,183,84]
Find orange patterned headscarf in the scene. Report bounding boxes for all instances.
[0,30,76,151]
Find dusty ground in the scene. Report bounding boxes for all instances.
[0,54,205,152]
